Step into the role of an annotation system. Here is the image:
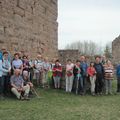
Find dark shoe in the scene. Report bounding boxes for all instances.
[92,93,95,96]
[0,95,5,100]
[24,95,30,101]
[19,95,25,101]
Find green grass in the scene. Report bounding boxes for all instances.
[0,80,120,120]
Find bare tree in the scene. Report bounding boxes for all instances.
[65,40,103,55]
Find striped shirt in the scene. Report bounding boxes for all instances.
[104,65,114,80]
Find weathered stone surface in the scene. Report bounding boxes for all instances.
[112,35,120,64]
[0,0,58,59]
[58,50,80,65]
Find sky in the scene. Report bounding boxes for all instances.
[58,0,120,49]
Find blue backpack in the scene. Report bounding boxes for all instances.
[0,51,3,60]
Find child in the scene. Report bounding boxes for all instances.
[87,62,96,95]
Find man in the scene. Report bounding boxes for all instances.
[73,60,83,95]
[0,57,4,99]
[94,56,104,95]
[10,69,30,100]
[0,47,11,62]
[34,54,44,86]
[2,51,11,96]
[116,63,120,93]
[43,57,51,88]
[80,56,88,94]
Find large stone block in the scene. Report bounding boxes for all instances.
[0,0,58,59]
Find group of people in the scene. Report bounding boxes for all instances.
[0,47,120,100]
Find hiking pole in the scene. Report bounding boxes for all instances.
[76,77,79,95]
[31,87,42,99]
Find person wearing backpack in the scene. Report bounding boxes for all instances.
[116,63,120,93]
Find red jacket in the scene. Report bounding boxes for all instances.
[87,67,96,77]
[52,65,62,77]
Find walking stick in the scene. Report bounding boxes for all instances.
[76,77,79,95]
[31,87,42,99]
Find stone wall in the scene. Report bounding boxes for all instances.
[58,50,80,66]
[0,0,58,58]
[112,35,120,64]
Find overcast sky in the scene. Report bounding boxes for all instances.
[58,0,120,49]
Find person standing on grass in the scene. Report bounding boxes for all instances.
[87,62,96,96]
[101,55,107,94]
[27,55,34,83]
[104,60,114,95]
[94,56,104,95]
[65,59,74,93]
[34,54,44,87]
[52,60,62,89]
[2,51,11,96]
[73,60,83,95]
[80,56,88,94]
[43,57,51,88]
[116,63,120,93]
[0,58,4,99]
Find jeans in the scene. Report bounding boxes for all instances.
[82,75,87,93]
[95,73,104,94]
[117,77,120,92]
[105,80,112,94]
[74,76,83,94]
[2,75,10,95]
[0,77,4,95]
[53,76,61,89]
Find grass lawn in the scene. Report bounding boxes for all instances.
[0,80,120,120]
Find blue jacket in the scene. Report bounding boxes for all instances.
[80,62,88,76]
[116,65,120,77]
[0,60,2,77]
[0,51,2,60]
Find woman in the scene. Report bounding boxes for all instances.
[66,59,74,92]
[12,53,23,74]
[22,55,30,80]
[52,60,62,89]
[73,60,83,95]
[87,62,96,96]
